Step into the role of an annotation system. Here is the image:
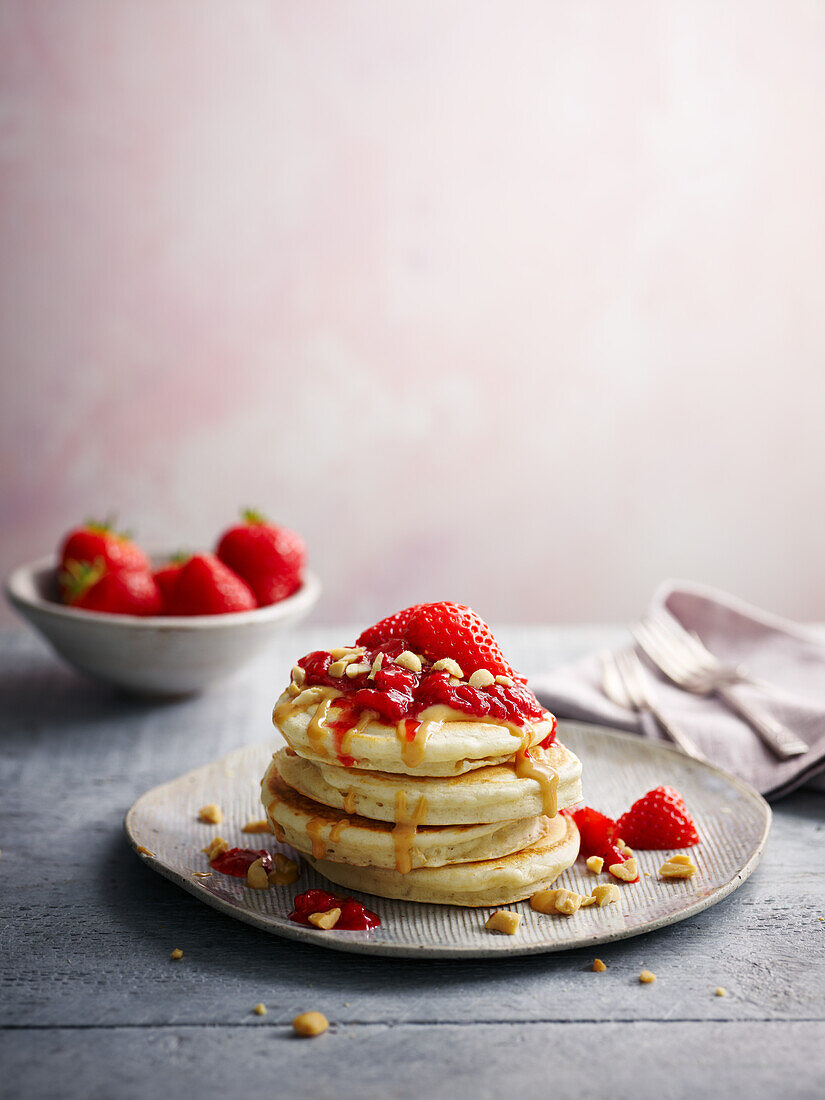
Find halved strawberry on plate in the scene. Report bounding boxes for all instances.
[616,786,700,850]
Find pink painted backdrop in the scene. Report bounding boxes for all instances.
[2,0,825,626]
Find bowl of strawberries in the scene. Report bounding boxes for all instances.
[5,512,321,695]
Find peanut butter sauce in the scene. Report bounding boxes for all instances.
[392,790,428,874]
[305,817,328,859]
[514,746,559,817]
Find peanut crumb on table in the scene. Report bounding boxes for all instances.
[715,987,727,997]
[253,1003,267,1016]
[593,958,607,972]
[293,1012,329,1037]
[639,970,656,983]
[170,948,183,961]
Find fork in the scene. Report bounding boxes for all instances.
[600,648,707,762]
[633,613,809,759]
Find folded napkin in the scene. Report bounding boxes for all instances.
[531,581,825,800]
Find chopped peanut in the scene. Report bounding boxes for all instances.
[394,651,423,673]
[432,658,464,678]
[495,675,513,686]
[586,855,604,874]
[530,889,561,914]
[579,896,597,908]
[330,646,364,660]
[308,908,341,930]
[293,1011,329,1037]
[659,855,697,879]
[530,888,585,916]
[170,948,183,961]
[715,987,727,997]
[609,857,638,882]
[485,911,521,935]
[291,665,306,686]
[246,858,270,890]
[592,883,621,907]
[253,1003,267,1016]
[136,845,155,857]
[554,889,584,916]
[242,819,272,834]
[592,958,607,972]
[198,804,223,825]
[268,853,300,886]
[202,837,229,861]
[345,662,371,678]
[368,653,384,679]
[468,669,495,688]
[639,970,656,983]
[328,659,350,677]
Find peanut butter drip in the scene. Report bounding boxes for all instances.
[273,687,343,760]
[343,789,357,815]
[515,746,559,817]
[329,819,349,843]
[392,791,428,874]
[307,696,336,756]
[395,718,431,767]
[305,817,328,859]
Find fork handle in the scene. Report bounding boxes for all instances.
[644,703,708,764]
[717,685,809,758]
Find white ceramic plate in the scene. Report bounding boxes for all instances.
[124,722,771,958]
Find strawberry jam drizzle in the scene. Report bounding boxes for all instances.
[289,889,381,931]
[404,718,421,742]
[298,640,549,731]
[210,848,272,877]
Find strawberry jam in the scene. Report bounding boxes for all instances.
[210,848,273,877]
[298,640,549,730]
[289,889,381,931]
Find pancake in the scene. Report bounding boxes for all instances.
[305,812,581,906]
[273,688,554,777]
[262,766,548,872]
[271,740,582,826]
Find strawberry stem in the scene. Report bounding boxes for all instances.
[60,557,106,601]
[242,509,268,525]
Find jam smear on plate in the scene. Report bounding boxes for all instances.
[289,889,381,931]
[210,848,273,877]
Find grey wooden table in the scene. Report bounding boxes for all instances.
[1,625,824,1100]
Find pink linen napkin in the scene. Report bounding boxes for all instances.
[531,581,825,799]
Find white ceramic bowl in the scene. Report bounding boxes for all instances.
[5,554,321,696]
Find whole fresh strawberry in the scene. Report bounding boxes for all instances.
[62,560,161,616]
[166,553,256,616]
[616,786,700,849]
[59,520,149,598]
[357,606,421,649]
[357,602,517,679]
[216,510,305,607]
[153,555,188,613]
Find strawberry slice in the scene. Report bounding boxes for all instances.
[615,786,699,849]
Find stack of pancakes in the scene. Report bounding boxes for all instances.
[261,663,583,907]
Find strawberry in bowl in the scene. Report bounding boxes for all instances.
[4,514,320,695]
